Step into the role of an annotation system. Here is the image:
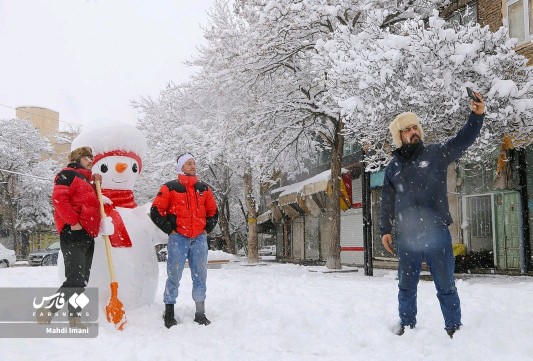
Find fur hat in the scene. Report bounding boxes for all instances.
[68,146,93,163]
[176,153,195,174]
[388,112,425,148]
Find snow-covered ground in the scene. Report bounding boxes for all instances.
[1,261,532,361]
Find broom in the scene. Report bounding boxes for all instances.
[95,179,127,331]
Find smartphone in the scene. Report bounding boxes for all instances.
[466,87,481,102]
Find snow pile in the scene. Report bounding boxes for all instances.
[208,250,239,262]
[1,264,532,361]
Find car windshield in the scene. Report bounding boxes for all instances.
[0,244,13,253]
[46,242,60,250]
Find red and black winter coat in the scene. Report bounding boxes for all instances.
[52,163,101,238]
[150,174,218,238]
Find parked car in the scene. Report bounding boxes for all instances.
[28,241,60,266]
[157,247,168,262]
[0,243,16,268]
[258,245,276,256]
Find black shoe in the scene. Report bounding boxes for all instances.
[163,304,178,329]
[446,326,460,338]
[35,307,54,325]
[194,313,211,326]
[163,313,178,328]
[395,324,415,336]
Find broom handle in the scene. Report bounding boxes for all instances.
[95,179,116,282]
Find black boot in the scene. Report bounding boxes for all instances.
[194,302,211,326]
[35,307,54,325]
[395,324,415,336]
[162,304,178,329]
[446,326,460,338]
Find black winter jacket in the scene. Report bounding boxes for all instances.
[380,112,484,236]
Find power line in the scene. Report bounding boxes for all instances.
[0,168,50,181]
[0,103,84,130]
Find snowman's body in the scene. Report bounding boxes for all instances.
[88,203,161,309]
[59,124,166,312]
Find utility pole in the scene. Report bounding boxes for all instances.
[362,164,373,276]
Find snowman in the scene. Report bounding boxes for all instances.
[59,121,166,311]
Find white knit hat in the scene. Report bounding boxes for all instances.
[176,153,194,174]
[388,112,425,148]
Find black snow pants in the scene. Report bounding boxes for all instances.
[54,226,95,316]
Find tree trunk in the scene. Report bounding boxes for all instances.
[2,177,19,255]
[325,119,344,269]
[20,231,29,259]
[208,165,235,253]
[217,194,234,253]
[243,168,259,263]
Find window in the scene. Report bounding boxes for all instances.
[447,2,478,27]
[317,149,331,166]
[507,0,533,43]
[342,142,361,157]
[316,143,360,166]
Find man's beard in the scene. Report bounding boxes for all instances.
[409,134,421,144]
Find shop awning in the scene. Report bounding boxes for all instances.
[276,174,328,217]
[278,196,306,218]
[254,210,277,233]
[302,177,329,197]
[256,210,272,225]
[276,169,332,205]
[271,169,352,217]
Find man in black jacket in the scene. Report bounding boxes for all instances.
[380,92,485,338]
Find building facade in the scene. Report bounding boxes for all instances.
[258,143,366,266]
[252,1,533,273]
[15,106,72,163]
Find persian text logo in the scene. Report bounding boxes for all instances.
[33,292,90,310]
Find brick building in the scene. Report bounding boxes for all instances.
[15,106,72,163]
[442,1,533,63]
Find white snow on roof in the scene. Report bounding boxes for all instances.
[273,168,349,197]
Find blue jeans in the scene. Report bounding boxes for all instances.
[163,233,208,305]
[397,227,461,330]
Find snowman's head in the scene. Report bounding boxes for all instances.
[71,121,147,192]
[93,152,141,190]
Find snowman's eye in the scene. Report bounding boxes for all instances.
[100,164,109,173]
[132,163,138,173]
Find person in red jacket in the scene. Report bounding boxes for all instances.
[150,153,218,328]
[37,146,110,327]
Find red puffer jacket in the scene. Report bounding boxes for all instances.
[52,164,101,237]
[150,174,218,238]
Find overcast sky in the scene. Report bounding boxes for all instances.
[0,0,214,130]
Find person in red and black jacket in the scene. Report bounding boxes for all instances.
[52,147,101,238]
[36,146,112,327]
[150,153,218,328]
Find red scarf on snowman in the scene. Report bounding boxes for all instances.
[94,150,143,248]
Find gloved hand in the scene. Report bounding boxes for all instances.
[99,216,115,236]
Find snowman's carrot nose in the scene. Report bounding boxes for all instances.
[115,163,128,173]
